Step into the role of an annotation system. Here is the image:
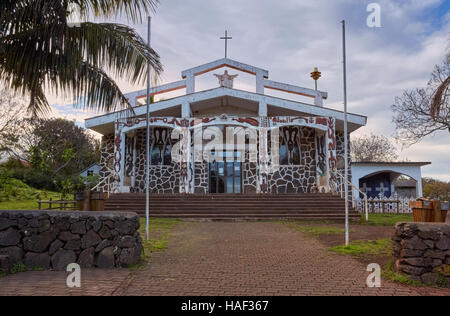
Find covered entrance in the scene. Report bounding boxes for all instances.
[209,151,242,194]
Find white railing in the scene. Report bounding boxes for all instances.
[336,171,368,222]
[355,194,415,214]
[91,174,114,198]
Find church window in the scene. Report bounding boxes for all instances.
[150,128,173,166]
[279,127,301,165]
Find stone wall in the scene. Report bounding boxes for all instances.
[131,129,180,194]
[194,162,209,194]
[393,222,450,286]
[98,134,115,192]
[336,131,353,198]
[0,211,142,272]
[268,127,317,193]
[243,161,258,194]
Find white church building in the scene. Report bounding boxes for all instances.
[85,58,367,198]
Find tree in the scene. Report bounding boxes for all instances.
[0,88,28,159]
[3,118,99,176]
[30,119,100,175]
[422,177,450,201]
[0,117,36,163]
[392,53,449,145]
[0,0,163,117]
[351,134,399,162]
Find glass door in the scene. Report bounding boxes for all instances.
[209,152,242,194]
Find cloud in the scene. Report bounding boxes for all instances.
[47,0,449,181]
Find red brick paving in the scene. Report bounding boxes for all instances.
[0,221,449,296]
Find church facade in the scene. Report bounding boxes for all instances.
[85,58,367,196]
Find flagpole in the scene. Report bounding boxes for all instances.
[145,16,151,243]
[342,20,350,246]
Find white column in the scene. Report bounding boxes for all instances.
[131,132,137,189]
[128,95,137,107]
[416,169,423,197]
[258,125,269,193]
[179,127,192,194]
[315,130,328,192]
[118,131,126,192]
[325,118,337,193]
[258,99,268,117]
[186,74,195,94]
[315,94,323,107]
[256,71,265,94]
[182,101,191,118]
[113,121,125,193]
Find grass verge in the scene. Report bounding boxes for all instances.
[0,263,27,278]
[282,220,346,237]
[130,217,181,270]
[360,213,413,226]
[329,238,392,257]
[0,192,69,210]
[382,261,423,287]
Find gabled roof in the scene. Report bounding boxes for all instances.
[181,58,269,79]
[85,57,367,135]
[85,87,367,135]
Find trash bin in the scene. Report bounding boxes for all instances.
[440,201,449,222]
[75,191,90,211]
[410,199,434,222]
[410,199,448,223]
[89,191,105,212]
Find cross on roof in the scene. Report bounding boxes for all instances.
[220,30,232,58]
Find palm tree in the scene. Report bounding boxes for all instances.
[0,0,163,117]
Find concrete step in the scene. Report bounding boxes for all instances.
[104,193,358,220]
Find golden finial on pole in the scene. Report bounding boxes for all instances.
[310,67,322,91]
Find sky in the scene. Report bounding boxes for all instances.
[48,0,450,181]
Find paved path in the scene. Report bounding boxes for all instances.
[0,222,449,296]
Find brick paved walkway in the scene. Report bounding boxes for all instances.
[0,221,449,296]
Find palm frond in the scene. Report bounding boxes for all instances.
[0,0,67,36]
[67,22,163,83]
[71,0,159,23]
[71,62,131,113]
[0,0,163,117]
[28,84,52,118]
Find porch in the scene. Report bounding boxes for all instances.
[97,115,345,196]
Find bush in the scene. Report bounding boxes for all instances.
[0,172,37,202]
[0,165,91,201]
[6,167,51,190]
[0,157,99,199]
[6,167,83,193]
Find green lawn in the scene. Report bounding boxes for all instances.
[361,213,413,226]
[329,238,392,257]
[0,177,68,210]
[0,191,68,210]
[131,217,181,270]
[282,220,347,237]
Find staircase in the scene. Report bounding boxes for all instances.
[104,193,361,221]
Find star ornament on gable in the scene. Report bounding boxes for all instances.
[214,70,238,89]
